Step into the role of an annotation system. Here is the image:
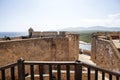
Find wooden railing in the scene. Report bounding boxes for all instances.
[0,62,17,80]
[0,59,120,80]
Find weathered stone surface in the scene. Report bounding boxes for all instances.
[0,38,68,66]
[91,32,120,72]
[0,33,79,66]
[67,34,79,61]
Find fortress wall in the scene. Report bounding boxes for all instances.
[0,37,70,66]
[41,31,58,36]
[32,31,58,37]
[91,37,120,72]
[32,32,42,37]
[66,34,79,61]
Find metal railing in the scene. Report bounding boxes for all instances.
[0,59,120,80]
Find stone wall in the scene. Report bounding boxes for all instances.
[66,34,79,61]
[91,36,120,72]
[0,37,70,66]
[32,31,58,37]
[0,34,79,66]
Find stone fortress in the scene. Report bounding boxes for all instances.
[0,29,120,72]
[0,28,79,66]
[0,29,120,80]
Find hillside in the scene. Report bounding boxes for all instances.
[71,31,93,43]
[58,26,120,43]
[59,26,120,32]
[70,30,120,43]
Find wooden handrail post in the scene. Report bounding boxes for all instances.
[75,60,82,80]
[17,58,25,80]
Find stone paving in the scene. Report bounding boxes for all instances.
[78,54,96,65]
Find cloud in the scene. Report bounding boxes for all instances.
[74,18,119,28]
[108,13,120,19]
[78,13,120,27]
[106,13,120,27]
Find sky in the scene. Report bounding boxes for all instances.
[0,0,120,32]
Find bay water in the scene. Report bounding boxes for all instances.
[0,32,27,38]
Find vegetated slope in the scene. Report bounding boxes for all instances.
[72,31,94,43]
[58,26,120,43]
[59,26,120,31]
[70,30,119,43]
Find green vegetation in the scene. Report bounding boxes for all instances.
[79,32,92,43]
[71,30,117,43]
[71,31,98,43]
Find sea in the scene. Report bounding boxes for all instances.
[0,32,91,50]
[79,43,91,50]
[0,32,27,38]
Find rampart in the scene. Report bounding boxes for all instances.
[91,32,120,72]
[0,29,79,67]
[32,31,58,37]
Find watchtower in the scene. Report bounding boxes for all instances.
[28,27,34,37]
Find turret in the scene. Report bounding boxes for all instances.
[28,27,34,38]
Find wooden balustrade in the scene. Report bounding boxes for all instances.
[0,59,120,80]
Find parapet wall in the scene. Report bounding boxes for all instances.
[0,38,69,66]
[91,33,120,72]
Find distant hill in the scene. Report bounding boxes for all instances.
[59,26,120,31]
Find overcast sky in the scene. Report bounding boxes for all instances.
[0,0,120,32]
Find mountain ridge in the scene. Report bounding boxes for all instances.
[58,26,120,31]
